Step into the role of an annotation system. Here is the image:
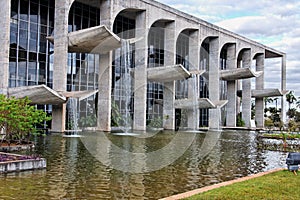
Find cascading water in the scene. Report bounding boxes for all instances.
[120,39,132,133]
[67,97,79,134]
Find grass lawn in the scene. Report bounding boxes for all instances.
[186,170,300,200]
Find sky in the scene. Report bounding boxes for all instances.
[156,0,300,100]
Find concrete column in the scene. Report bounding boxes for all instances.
[51,0,74,132]
[281,54,287,123]
[97,53,112,131]
[255,54,264,128]
[187,31,200,130]
[0,0,11,92]
[97,0,113,131]
[241,50,252,128]
[133,11,148,130]
[163,22,176,130]
[226,44,237,127]
[209,38,220,130]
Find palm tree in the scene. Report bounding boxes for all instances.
[273,97,279,111]
[286,91,297,110]
[264,97,273,108]
[296,97,300,109]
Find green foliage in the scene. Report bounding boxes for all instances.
[0,95,51,144]
[79,114,97,128]
[288,119,298,132]
[274,120,284,130]
[264,118,274,130]
[111,100,122,127]
[147,117,163,128]
[236,113,245,127]
[286,90,297,109]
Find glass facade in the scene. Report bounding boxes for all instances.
[199,42,210,127]
[147,25,165,124]
[220,48,227,126]
[9,0,100,128]
[9,0,55,128]
[175,31,191,128]
[112,14,136,126]
[9,0,54,88]
[175,31,190,99]
[67,2,100,127]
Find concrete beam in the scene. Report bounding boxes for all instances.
[252,89,286,98]
[209,38,220,130]
[220,68,262,81]
[147,64,195,82]
[163,22,176,130]
[133,11,148,131]
[47,25,122,54]
[255,54,265,128]
[8,85,66,105]
[174,98,215,109]
[226,44,237,127]
[241,50,252,128]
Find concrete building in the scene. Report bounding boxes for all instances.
[0,0,286,132]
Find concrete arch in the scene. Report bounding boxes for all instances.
[149,19,175,28]
[199,36,219,58]
[237,48,252,61]
[251,48,265,60]
[175,28,199,43]
[219,42,236,59]
[112,8,145,27]
[253,52,265,60]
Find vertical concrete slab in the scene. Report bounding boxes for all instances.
[133,11,148,131]
[51,0,74,132]
[97,0,113,132]
[255,54,264,128]
[97,53,112,131]
[226,44,237,127]
[241,50,252,128]
[281,54,287,123]
[187,31,200,130]
[209,38,220,130]
[0,0,10,91]
[163,22,176,130]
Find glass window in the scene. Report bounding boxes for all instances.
[30,1,39,23]
[20,0,29,21]
[11,0,18,19]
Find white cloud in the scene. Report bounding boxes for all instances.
[157,0,300,98]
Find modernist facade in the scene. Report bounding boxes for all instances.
[0,0,286,132]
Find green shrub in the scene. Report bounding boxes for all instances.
[0,95,51,144]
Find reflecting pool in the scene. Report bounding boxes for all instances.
[0,130,287,199]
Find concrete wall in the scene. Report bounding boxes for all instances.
[0,0,285,132]
[0,0,11,92]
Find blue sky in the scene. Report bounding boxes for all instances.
[157,0,300,99]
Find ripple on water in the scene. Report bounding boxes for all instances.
[0,130,288,199]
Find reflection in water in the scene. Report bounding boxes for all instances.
[0,130,287,199]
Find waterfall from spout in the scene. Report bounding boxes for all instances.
[66,97,79,134]
[121,39,132,133]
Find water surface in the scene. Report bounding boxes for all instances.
[0,130,287,199]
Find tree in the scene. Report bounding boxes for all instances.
[264,97,273,108]
[296,97,300,109]
[273,97,279,111]
[286,91,297,110]
[0,95,51,145]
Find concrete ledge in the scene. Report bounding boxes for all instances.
[160,168,284,200]
[0,153,46,173]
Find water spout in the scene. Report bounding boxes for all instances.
[66,97,79,134]
[120,39,132,133]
